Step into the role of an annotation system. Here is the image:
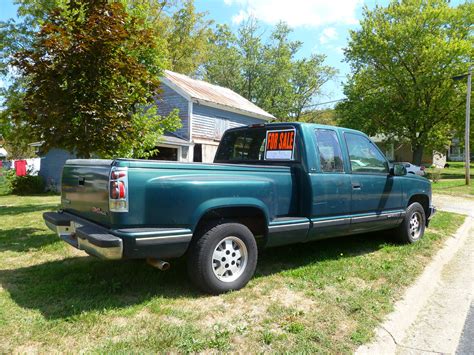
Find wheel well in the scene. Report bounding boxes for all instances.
[194,207,267,239]
[408,194,429,215]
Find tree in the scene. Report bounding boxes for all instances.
[0,81,37,159]
[203,19,336,120]
[164,0,213,75]
[0,0,211,158]
[201,24,243,90]
[300,109,339,126]
[9,0,180,158]
[337,0,473,164]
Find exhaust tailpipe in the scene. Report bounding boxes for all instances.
[146,258,170,271]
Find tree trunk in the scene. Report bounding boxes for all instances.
[412,145,424,165]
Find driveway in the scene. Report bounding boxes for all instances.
[433,194,474,217]
[357,194,474,354]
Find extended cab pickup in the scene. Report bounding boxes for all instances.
[44,123,436,294]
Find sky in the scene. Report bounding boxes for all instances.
[0,0,465,107]
[194,0,377,106]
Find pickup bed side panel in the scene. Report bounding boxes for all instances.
[114,165,298,231]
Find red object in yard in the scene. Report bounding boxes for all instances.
[420,165,425,171]
[14,160,27,176]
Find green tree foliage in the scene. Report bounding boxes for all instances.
[337,0,473,164]
[300,109,339,126]
[0,0,211,158]
[8,0,180,158]
[123,0,213,75]
[203,19,336,120]
[164,0,213,75]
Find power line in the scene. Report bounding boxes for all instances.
[303,98,347,108]
[302,71,471,110]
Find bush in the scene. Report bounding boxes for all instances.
[427,169,442,183]
[0,168,15,195]
[10,174,45,195]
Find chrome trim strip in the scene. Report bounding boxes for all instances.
[268,222,310,230]
[310,210,404,227]
[137,233,193,241]
[312,217,350,225]
[113,228,192,237]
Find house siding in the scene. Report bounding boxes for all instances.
[192,103,266,140]
[39,148,76,191]
[155,83,190,140]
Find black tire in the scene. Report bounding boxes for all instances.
[187,221,258,294]
[394,202,426,243]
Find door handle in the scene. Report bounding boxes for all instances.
[352,183,361,190]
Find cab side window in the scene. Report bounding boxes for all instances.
[315,129,344,173]
[345,133,389,174]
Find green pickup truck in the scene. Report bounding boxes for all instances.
[44,123,435,294]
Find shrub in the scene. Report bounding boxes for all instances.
[427,169,442,183]
[0,168,15,195]
[10,174,45,195]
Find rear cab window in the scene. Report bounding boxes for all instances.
[214,126,299,164]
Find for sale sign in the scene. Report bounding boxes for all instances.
[264,129,296,160]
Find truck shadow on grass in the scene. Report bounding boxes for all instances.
[0,227,60,252]
[0,232,394,320]
[0,203,59,216]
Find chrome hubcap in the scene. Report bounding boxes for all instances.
[409,211,422,239]
[212,236,248,283]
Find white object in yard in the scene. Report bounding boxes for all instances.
[26,158,41,175]
[0,147,7,158]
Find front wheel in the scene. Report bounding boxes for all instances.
[187,222,258,294]
[394,202,426,243]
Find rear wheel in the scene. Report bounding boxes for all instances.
[394,202,426,243]
[187,222,258,294]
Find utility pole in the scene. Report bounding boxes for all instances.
[465,66,471,185]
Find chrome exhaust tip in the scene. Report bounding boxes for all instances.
[146,258,170,271]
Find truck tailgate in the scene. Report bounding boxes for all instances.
[61,159,113,227]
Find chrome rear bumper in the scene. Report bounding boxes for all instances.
[44,212,123,260]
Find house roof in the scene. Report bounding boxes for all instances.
[161,70,274,121]
[162,132,193,146]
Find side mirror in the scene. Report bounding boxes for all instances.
[390,164,407,176]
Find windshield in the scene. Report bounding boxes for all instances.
[214,126,298,164]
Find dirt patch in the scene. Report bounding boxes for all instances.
[190,283,316,331]
[14,342,41,354]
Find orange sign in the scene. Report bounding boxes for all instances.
[265,129,296,160]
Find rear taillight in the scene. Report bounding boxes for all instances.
[111,171,126,179]
[109,167,128,212]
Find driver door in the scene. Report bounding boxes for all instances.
[344,132,403,233]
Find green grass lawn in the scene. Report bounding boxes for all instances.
[426,162,474,197]
[0,195,466,352]
[426,161,474,180]
[431,179,474,197]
